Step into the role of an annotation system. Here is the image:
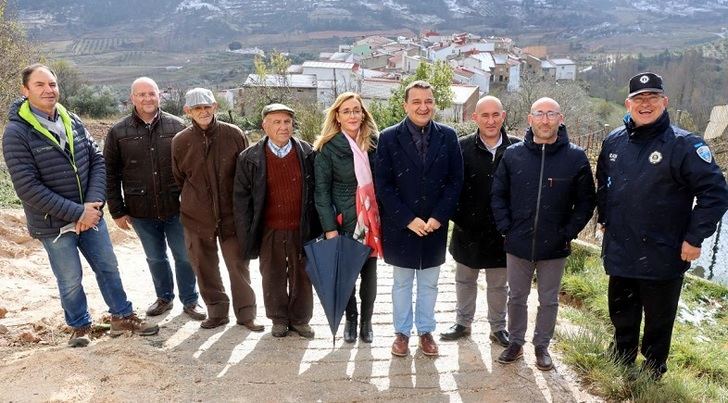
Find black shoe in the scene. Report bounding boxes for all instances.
[497,343,523,364]
[360,321,373,343]
[489,330,510,347]
[440,324,471,341]
[343,320,357,343]
[640,361,666,381]
[535,345,554,371]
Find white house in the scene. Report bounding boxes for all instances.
[551,58,577,80]
[462,52,495,72]
[301,61,360,105]
[453,66,491,95]
[359,78,401,104]
[441,85,479,123]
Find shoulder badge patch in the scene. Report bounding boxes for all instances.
[696,145,713,163]
[648,151,662,164]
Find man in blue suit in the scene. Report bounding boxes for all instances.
[375,80,464,357]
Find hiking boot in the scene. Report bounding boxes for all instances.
[535,345,554,371]
[419,333,439,356]
[68,325,91,348]
[290,323,315,339]
[183,303,206,321]
[360,321,373,343]
[440,324,471,341]
[343,319,357,343]
[237,319,264,332]
[146,298,173,316]
[497,343,523,364]
[110,313,159,337]
[391,333,409,357]
[489,330,510,347]
[271,323,289,337]
[200,316,229,329]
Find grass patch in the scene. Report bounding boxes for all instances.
[558,243,728,402]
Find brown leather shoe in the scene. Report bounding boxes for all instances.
[200,316,229,329]
[146,298,173,316]
[419,333,439,356]
[183,303,207,321]
[68,325,91,347]
[391,333,410,357]
[237,319,264,332]
[110,313,159,337]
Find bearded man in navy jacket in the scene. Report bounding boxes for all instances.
[491,97,596,371]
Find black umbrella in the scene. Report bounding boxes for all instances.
[304,235,371,345]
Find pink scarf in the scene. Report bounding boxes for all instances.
[343,132,382,258]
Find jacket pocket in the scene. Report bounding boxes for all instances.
[122,184,149,215]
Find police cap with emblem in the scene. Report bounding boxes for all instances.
[628,72,664,98]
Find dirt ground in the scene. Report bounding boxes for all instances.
[0,208,600,402]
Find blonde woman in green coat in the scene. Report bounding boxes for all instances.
[313,92,381,343]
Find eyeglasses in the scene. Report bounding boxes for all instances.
[629,94,664,104]
[338,108,362,117]
[133,92,158,99]
[530,111,561,120]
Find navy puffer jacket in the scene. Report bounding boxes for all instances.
[491,125,596,261]
[2,98,106,239]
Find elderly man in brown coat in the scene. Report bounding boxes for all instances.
[172,88,263,331]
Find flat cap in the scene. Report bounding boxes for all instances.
[185,88,216,107]
[261,103,295,118]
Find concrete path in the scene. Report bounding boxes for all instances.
[0,238,599,402]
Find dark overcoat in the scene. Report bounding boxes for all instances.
[449,129,520,269]
[375,118,463,269]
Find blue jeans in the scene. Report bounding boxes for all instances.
[39,218,133,328]
[130,214,198,306]
[392,265,440,335]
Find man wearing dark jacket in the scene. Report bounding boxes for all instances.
[172,88,263,332]
[492,97,596,370]
[3,64,158,347]
[104,77,203,321]
[233,103,319,339]
[375,80,464,357]
[441,96,519,347]
[596,72,728,379]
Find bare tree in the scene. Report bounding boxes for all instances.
[501,74,599,138]
[0,0,37,126]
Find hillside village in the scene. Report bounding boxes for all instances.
[219,31,576,123]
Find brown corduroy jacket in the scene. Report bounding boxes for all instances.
[172,117,249,239]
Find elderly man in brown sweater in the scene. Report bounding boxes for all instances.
[172,88,263,331]
[233,104,319,338]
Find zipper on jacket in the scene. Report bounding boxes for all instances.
[203,131,221,230]
[531,143,546,261]
[146,123,161,218]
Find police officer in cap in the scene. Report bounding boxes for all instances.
[596,72,728,379]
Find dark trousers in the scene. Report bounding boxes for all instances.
[608,275,683,373]
[259,228,313,326]
[345,257,377,322]
[184,229,257,322]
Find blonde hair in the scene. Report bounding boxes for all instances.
[314,92,378,152]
